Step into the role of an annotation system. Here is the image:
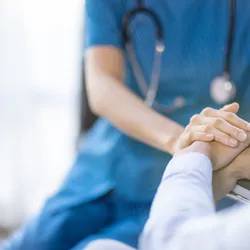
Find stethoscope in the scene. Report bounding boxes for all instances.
[122,0,239,113]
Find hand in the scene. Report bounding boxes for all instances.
[175,130,250,201]
[177,134,250,171]
[213,147,250,202]
[174,103,250,153]
[175,140,250,202]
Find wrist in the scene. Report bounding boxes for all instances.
[191,141,213,161]
[163,129,185,155]
[163,135,181,155]
[142,117,184,154]
[175,141,213,163]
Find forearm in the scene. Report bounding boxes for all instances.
[87,73,184,154]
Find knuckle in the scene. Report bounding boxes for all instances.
[185,132,193,141]
[224,112,235,120]
[190,114,199,124]
[203,124,212,133]
[223,135,236,146]
[213,118,223,127]
[185,124,192,131]
[201,107,212,116]
[223,136,231,143]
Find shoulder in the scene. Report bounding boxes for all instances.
[84,0,132,49]
[85,0,128,16]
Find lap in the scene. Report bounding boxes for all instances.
[4,190,150,250]
[3,148,151,250]
[3,192,113,250]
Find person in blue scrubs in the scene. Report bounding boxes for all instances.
[3,1,250,250]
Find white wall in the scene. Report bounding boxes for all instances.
[0,0,83,228]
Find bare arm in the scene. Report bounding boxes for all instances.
[85,46,250,154]
[84,0,250,155]
[85,47,184,154]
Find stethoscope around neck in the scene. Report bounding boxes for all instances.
[122,0,239,113]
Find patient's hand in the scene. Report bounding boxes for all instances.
[208,135,250,170]
[177,134,250,171]
[176,134,250,203]
[213,147,250,202]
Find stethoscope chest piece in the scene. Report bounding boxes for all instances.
[123,0,241,112]
[210,76,236,105]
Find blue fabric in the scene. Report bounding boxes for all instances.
[3,192,150,250]
[4,0,250,249]
[82,0,250,202]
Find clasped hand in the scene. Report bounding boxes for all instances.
[176,103,250,202]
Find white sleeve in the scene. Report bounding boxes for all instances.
[139,153,215,250]
[162,204,250,250]
[139,152,250,250]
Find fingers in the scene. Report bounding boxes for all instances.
[216,111,250,132]
[178,131,214,149]
[186,124,239,147]
[201,106,250,132]
[221,102,239,113]
[190,115,247,144]
[180,103,250,152]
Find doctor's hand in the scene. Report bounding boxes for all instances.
[174,103,250,153]
[213,147,250,202]
[177,130,250,171]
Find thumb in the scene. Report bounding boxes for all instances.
[221,102,239,113]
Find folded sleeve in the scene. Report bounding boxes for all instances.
[84,0,124,50]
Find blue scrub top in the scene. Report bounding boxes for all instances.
[69,0,250,204]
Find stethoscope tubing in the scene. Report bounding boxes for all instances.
[122,0,247,112]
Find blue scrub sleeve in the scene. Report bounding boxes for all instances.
[84,0,124,50]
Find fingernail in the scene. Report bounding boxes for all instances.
[229,138,238,147]
[238,132,247,142]
[206,134,214,138]
[206,134,214,140]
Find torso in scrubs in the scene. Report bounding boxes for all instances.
[4,1,250,250]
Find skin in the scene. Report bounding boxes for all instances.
[213,147,250,202]
[85,47,183,154]
[83,147,250,250]
[177,138,250,203]
[85,46,250,204]
[85,47,250,155]
[175,103,250,151]
[177,103,250,201]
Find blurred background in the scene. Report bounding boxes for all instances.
[0,0,89,238]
